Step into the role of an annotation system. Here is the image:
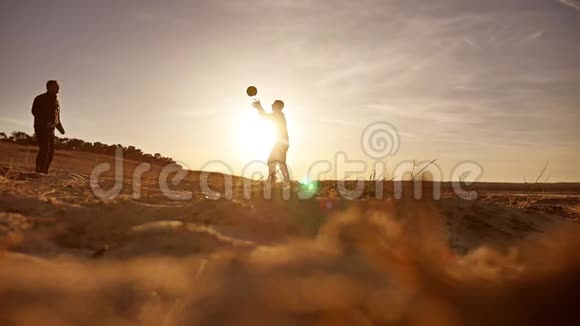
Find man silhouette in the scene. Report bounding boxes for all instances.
[252,99,290,183]
[32,80,65,174]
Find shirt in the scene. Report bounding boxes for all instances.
[32,92,60,128]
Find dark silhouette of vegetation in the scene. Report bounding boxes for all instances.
[1,130,175,165]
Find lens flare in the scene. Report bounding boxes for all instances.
[299,177,318,194]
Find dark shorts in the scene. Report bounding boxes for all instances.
[268,142,289,164]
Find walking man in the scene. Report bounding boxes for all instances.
[32,80,65,174]
[252,99,290,183]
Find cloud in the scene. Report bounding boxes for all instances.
[526,30,545,40]
[560,0,580,11]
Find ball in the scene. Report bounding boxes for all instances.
[246,86,258,97]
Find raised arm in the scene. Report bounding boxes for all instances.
[252,99,269,119]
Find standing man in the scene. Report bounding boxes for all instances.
[32,80,65,174]
[252,99,290,183]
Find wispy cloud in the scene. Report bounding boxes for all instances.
[526,30,545,40]
[560,0,580,11]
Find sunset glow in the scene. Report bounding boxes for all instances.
[0,0,578,181]
[232,109,277,161]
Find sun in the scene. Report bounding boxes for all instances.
[232,110,277,160]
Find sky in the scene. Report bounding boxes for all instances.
[0,0,579,182]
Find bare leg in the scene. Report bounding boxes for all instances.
[35,130,48,173]
[45,130,55,173]
[279,163,290,183]
[267,162,278,182]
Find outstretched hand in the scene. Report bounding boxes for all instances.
[252,99,263,111]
